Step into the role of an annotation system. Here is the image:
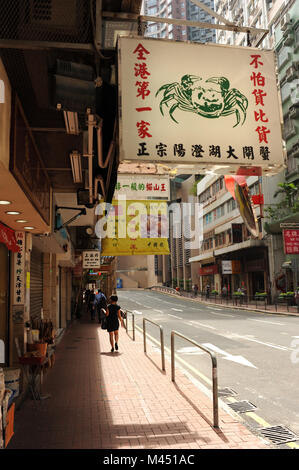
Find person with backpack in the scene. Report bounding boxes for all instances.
[94,289,107,325]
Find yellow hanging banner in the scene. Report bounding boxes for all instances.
[99,199,170,256]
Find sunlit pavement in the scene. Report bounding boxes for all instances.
[8,312,269,449]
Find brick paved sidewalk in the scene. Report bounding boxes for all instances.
[8,316,269,450]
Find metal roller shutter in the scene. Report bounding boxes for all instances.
[30,247,43,321]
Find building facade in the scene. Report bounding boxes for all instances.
[190,172,285,298]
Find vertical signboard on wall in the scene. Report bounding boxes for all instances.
[13,231,25,305]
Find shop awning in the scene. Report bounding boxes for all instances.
[0,222,20,252]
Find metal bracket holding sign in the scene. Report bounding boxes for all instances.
[55,206,87,231]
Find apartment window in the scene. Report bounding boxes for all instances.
[149,6,157,14]
[227,198,236,212]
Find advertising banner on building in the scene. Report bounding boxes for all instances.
[118,36,284,172]
[99,199,170,256]
[283,229,299,255]
[115,174,170,200]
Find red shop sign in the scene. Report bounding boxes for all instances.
[283,229,299,255]
[0,223,20,252]
[199,265,218,276]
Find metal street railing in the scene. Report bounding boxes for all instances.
[123,309,135,341]
[143,317,165,372]
[171,330,219,429]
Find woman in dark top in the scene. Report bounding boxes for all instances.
[105,295,124,352]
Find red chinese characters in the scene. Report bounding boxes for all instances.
[133,43,152,155]
[249,54,270,144]
[283,230,299,254]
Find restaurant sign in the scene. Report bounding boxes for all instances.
[118,37,283,172]
[115,175,170,200]
[283,229,299,255]
[199,265,218,275]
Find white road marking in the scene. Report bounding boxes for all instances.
[209,311,235,318]
[177,346,205,356]
[248,318,285,326]
[202,343,257,368]
[168,314,182,319]
[189,321,216,330]
[227,333,290,351]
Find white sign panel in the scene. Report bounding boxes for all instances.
[222,260,232,274]
[83,250,101,268]
[13,231,25,305]
[115,175,170,200]
[118,36,284,171]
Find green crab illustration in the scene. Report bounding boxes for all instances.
[155,75,248,127]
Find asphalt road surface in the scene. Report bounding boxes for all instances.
[117,289,299,445]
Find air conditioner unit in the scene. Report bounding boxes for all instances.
[283,31,294,46]
[289,104,299,119]
[285,65,297,82]
[281,13,291,31]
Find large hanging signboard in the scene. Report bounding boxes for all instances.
[115,174,170,200]
[99,199,170,256]
[118,36,284,173]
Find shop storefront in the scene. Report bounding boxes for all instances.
[221,260,242,294]
[246,258,267,295]
[0,223,20,366]
[30,246,43,322]
[199,264,218,292]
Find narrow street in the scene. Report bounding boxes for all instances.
[117,289,299,441]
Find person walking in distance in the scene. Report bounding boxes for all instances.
[94,289,107,325]
[89,289,96,321]
[105,295,124,352]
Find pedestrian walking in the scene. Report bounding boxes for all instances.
[222,285,227,297]
[206,283,210,299]
[105,295,124,352]
[193,284,198,298]
[89,289,96,321]
[94,289,107,324]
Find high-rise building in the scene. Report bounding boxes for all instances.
[186,0,216,43]
[143,0,216,43]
